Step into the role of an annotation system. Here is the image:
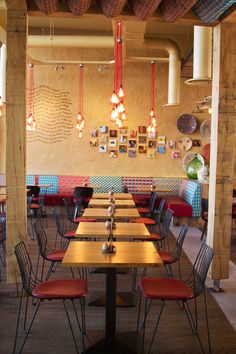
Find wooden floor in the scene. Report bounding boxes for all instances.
[0,211,236,354]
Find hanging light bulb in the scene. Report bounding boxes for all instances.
[208,107,212,114]
[147,62,158,133]
[121,111,126,121]
[118,85,124,99]
[26,64,36,132]
[111,91,119,105]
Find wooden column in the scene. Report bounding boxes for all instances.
[5,0,27,283]
[207,22,236,280]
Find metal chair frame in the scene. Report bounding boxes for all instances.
[137,243,214,354]
[13,241,86,354]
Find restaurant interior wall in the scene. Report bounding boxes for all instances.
[1,46,212,177]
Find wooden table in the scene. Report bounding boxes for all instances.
[76,222,150,239]
[93,192,133,200]
[89,199,136,208]
[62,241,162,354]
[82,208,140,220]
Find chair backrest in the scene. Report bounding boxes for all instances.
[153,199,166,224]
[0,214,6,242]
[33,221,49,259]
[201,198,208,217]
[74,186,93,199]
[187,243,214,297]
[149,192,157,211]
[14,241,38,296]
[161,208,174,239]
[53,207,65,237]
[122,185,129,193]
[27,185,40,198]
[63,197,74,221]
[175,224,189,258]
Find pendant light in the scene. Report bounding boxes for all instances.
[76,64,85,138]
[110,21,127,128]
[26,63,36,132]
[147,61,157,133]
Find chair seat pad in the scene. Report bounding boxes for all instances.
[30,203,40,209]
[33,279,87,299]
[139,277,193,300]
[64,231,76,238]
[130,218,155,225]
[133,233,161,242]
[159,251,176,264]
[137,207,150,214]
[74,217,96,223]
[148,232,161,240]
[47,250,66,261]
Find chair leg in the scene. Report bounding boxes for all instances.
[63,300,79,354]
[147,300,165,354]
[13,287,24,354]
[203,288,212,354]
[201,221,207,241]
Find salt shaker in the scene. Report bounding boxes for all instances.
[102,243,108,252]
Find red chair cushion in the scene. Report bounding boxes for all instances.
[133,233,161,242]
[165,197,192,217]
[159,251,176,264]
[203,211,208,219]
[137,207,150,214]
[47,250,66,261]
[33,279,87,299]
[30,203,40,209]
[130,218,156,225]
[139,278,193,300]
[74,217,96,223]
[64,231,76,238]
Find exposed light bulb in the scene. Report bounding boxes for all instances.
[111,91,119,105]
[78,131,83,138]
[208,107,212,114]
[149,109,154,117]
[121,111,126,121]
[118,85,124,99]
[147,125,152,133]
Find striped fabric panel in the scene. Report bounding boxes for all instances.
[184,180,202,217]
[38,175,58,194]
[159,0,197,22]
[0,174,6,186]
[122,177,153,195]
[193,0,236,23]
[90,176,122,193]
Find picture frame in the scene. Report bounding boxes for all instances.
[100,135,108,143]
[139,136,147,144]
[167,140,176,149]
[148,131,157,139]
[109,149,117,158]
[157,136,166,145]
[109,139,117,148]
[148,140,156,148]
[138,145,147,154]
[148,150,156,158]
[129,130,137,138]
[192,139,201,147]
[172,151,180,159]
[128,140,137,148]
[157,146,165,154]
[109,129,118,138]
[138,126,147,134]
[90,138,98,147]
[119,127,127,134]
[128,149,136,158]
[119,145,127,153]
[100,125,108,134]
[99,144,107,153]
[120,135,127,143]
[90,129,98,137]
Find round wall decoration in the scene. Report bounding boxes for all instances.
[182,153,205,171]
[177,114,197,134]
[200,120,211,140]
[202,143,210,160]
[177,136,192,151]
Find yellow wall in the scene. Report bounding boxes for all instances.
[1,47,212,177]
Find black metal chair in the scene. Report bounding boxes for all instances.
[13,241,87,354]
[74,186,93,210]
[0,214,6,280]
[53,207,76,248]
[137,243,214,354]
[201,199,208,240]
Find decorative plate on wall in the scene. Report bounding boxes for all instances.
[177,114,197,134]
[200,120,211,140]
[202,144,210,160]
[182,153,205,171]
[177,136,192,151]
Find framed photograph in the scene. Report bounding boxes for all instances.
[99,144,107,153]
[192,139,201,147]
[109,129,118,138]
[128,150,136,158]
[129,130,137,138]
[109,139,117,148]
[139,136,147,144]
[119,145,127,153]
[148,131,157,139]
[138,145,147,154]
[119,127,127,134]
[138,126,147,134]
[100,135,108,143]
[148,140,156,148]
[109,149,117,158]
[100,125,108,134]
[167,140,176,149]
[157,136,166,145]
[148,150,156,158]
[172,151,180,159]
[90,138,98,147]
[120,135,127,143]
[128,140,137,148]
[157,146,166,154]
[90,129,98,137]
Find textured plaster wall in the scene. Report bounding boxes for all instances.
[0,47,211,177]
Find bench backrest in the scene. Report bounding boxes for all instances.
[179,179,201,217]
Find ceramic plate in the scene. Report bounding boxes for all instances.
[182,153,195,171]
[177,114,197,134]
[177,136,192,151]
[202,144,210,160]
[200,120,211,140]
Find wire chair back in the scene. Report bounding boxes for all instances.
[53,207,66,237]
[187,243,214,298]
[33,221,52,259]
[153,199,166,224]
[0,214,6,242]
[175,223,189,259]
[63,197,74,222]
[14,241,40,296]
[149,191,157,211]
[160,208,174,240]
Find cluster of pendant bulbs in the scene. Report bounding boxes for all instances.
[147,61,157,133]
[75,64,85,138]
[26,64,37,132]
[110,21,127,128]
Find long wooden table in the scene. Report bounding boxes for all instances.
[76,222,150,239]
[82,208,140,220]
[89,199,135,208]
[93,192,133,200]
[62,241,162,354]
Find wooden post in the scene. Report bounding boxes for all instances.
[207,22,236,280]
[5,0,27,283]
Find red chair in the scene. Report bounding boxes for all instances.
[137,243,214,354]
[136,191,157,215]
[13,241,87,354]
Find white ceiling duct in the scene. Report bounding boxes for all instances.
[185,26,212,86]
[27,35,181,106]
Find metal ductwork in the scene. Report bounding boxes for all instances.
[185,26,212,86]
[27,35,181,106]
